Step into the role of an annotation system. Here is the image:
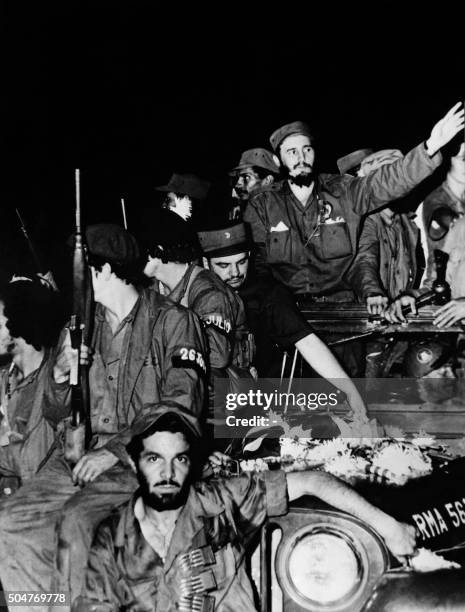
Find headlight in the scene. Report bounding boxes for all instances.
[285,529,361,605]
[270,509,389,611]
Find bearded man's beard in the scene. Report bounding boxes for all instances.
[283,165,316,187]
[138,469,191,511]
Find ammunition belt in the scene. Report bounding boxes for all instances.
[178,545,217,612]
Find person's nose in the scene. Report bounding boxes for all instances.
[231,263,240,277]
[296,149,305,164]
[160,460,174,481]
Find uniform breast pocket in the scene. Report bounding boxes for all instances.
[319,222,352,260]
[267,230,289,262]
[267,229,306,263]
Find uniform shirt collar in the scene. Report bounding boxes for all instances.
[115,483,225,548]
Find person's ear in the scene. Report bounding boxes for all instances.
[263,175,273,186]
[273,153,281,167]
[202,256,209,269]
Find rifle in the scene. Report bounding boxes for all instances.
[64,169,93,463]
[15,208,44,273]
[301,250,453,347]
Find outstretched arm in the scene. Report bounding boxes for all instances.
[295,333,368,422]
[349,103,465,216]
[287,470,416,562]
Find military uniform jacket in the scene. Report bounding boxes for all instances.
[162,265,251,372]
[74,470,288,612]
[347,212,420,301]
[0,351,69,481]
[44,290,207,464]
[244,142,441,296]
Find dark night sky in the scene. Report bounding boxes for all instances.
[0,1,463,282]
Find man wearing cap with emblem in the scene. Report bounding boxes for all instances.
[140,209,254,424]
[244,105,464,303]
[0,224,208,607]
[74,401,416,611]
[198,222,369,422]
[156,172,211,228]
[229,148,281,219]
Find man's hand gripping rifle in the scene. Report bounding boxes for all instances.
[330,250,451,346]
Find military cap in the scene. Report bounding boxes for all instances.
[86,224,140,265]
[269,121,313,152]
[155,173,211,201]
[229,148,280,176]
[360,149,403,176]
[130,400,202,439]
[198,223,251,258]
[337,149,373,175]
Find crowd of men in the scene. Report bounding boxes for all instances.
[0,102,464,611]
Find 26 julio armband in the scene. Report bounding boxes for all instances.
[172,347,208,377]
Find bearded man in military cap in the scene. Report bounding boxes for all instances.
[243,107,464,375]
[74,401,416,611]
[0,223,207,607]
[244,106,464,302]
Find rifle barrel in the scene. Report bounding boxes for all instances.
[75,169,81,233]
[15,208,44,272]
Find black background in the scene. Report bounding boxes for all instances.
[1,1,463,284]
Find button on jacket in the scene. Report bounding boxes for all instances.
[244,143,441,296]
[74,470,288,612]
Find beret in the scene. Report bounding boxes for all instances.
[86,224,140,265]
